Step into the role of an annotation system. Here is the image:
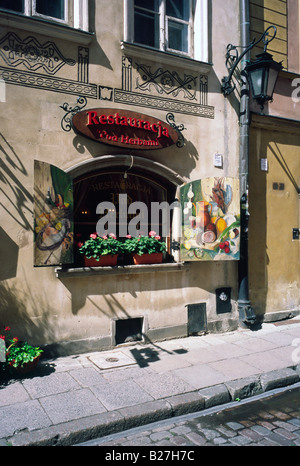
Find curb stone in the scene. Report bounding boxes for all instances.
[7,411,125,447]
[117,400,172,431]
[4,368,300,446]
[260,368,299,392]
[166,391,205,416]
[198,384,230,408]
[294,364,300,375]
[224,376,263,401]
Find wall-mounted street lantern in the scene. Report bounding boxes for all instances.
[221,25,283,111]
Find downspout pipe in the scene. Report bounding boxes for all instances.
[238,0,256,326]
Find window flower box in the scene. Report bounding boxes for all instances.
[79,233,124,267]
[84,254,118,267]
[132,252,163,265]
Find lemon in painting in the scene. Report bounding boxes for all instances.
[184,240,191,250]
[216,218,227,235]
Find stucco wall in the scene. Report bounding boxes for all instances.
[0,0,241,353]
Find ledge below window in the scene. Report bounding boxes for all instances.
[0,11,94,45]
[121,41,212,73]
[55,262,189,278]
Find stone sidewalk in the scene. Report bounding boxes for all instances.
[1,317,300,446]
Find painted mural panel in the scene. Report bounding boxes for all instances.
[180,178,240,261]
[34,161,74,266]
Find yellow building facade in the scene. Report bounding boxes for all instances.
[248,0,300,322]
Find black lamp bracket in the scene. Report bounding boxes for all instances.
[221,25,277,96]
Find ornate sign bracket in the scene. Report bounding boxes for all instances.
[166,113,185,148]
[60,96,87,132]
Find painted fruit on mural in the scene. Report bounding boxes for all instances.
[180,177,240,261]
[34,161,74,266]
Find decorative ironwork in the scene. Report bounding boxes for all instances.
[166,113,185,148]
[221,25,278,96]
[60,96,87,132]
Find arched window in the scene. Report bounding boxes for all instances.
[73,168,176,264]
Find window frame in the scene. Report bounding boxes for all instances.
[133,0,192,56]
[32,0,68,25]
[0,0,89,32]
[134,1,160,49]
[165,0,192,55]
[125,0,208,62]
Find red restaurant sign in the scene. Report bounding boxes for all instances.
[72,108,178,150]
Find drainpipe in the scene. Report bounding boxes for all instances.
[238,0,256,326]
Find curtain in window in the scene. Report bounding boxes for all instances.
[74,171,169,240]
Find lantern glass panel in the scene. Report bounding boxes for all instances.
[266,67,279,97]
[249,68,264,97]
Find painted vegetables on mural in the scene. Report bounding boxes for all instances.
[180,177,240,261]
[34,161,74,266]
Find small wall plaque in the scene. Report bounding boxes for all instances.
[260,158,268,172]
[214,153,223,168]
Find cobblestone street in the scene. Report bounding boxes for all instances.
[79,385,300,447]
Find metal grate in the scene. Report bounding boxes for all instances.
[186,303,207,335]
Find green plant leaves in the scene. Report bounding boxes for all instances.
[6,341,43,368]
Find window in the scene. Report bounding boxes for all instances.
[166,0,190,53]
[134,0,191,55]
[125,0,208,62]
[0,0,24,13]
[73,168,176,266]
[34,0,66,22]
[0,0,67,22]
[74,169,176,241]
[0,0,89,31]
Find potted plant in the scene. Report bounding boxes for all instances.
[0,326,43,375]
[124,231,166,264]
[78,232,124,266]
